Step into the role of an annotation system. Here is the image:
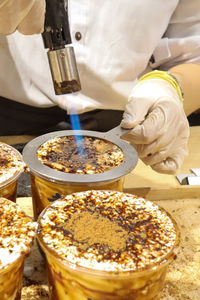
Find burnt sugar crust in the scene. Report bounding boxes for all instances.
[36,136,124,174]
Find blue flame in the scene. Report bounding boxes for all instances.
[69,113,85,155]
[70,113,81,131]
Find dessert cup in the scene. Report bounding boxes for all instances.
[0,198,36,300]
[0,142,25,202]
[37,190,180,300]
[30,172,124,220]
[0,255,25,300]
[0,176,19,202]
[23,131,137,220]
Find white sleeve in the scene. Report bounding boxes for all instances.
[150,0,200,70]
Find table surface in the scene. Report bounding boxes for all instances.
[124,126,200,199]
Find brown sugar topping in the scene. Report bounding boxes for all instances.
[60,211,128,252]
[36,136,124,174]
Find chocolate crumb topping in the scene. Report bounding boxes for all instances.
[36,136,124,174]
[38,190,178,272]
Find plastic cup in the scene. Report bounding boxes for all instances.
[37,190,180,300]
[0,198,36,300]
[23,132,137,220]
[0,255,25,300]
[30,172,124,220]
[0,143,25,202]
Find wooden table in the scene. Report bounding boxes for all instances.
[124,126,200,200]
[1,126,200,299]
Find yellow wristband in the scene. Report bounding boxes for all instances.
[138,70,184,104]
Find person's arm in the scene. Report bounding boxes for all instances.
[120,1,200,175]
[121,62,200,175]
[0,0,45,35]
[121,68,190,175]
[169,63,200,116]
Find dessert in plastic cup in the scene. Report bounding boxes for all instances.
[0,197,36,300]
[0,142,25,202]
[37,190,180,300]
[31,136,125,219]
[30,173,124,220]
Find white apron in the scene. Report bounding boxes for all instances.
[0,0,200,114]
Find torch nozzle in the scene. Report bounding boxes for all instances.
[42,0,81,95]
[47,46,81,95]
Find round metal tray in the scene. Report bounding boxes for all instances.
[22,125,138,185]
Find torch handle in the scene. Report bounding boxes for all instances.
[104,125,132,139]
[42,0,71,50]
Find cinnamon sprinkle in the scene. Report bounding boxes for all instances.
[61,211,128,251]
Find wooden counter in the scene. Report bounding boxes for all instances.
[124,126,200,199]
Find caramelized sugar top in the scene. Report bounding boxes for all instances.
[37,136,124,174]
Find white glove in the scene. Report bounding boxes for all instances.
[121,77,190,174]
[0,0,45,35]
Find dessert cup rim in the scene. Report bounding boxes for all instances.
[22,129,138,185]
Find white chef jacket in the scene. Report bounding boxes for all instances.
[0,0,200,114]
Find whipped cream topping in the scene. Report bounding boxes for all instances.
[36,136,124,174]
[0,143,25,186]
[37,190,178,272]
[0,198,36,269]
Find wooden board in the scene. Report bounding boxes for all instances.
[0,135,36,145]
[123,126,200,199]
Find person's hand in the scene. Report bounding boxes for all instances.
[0,0,45,35]
[121,76,190,174]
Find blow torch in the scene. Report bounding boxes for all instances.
[42,0,81,95]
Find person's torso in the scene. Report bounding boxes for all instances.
[0,0,196,114]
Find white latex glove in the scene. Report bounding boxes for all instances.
[0,0,45,35]
[121,78,190,174]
